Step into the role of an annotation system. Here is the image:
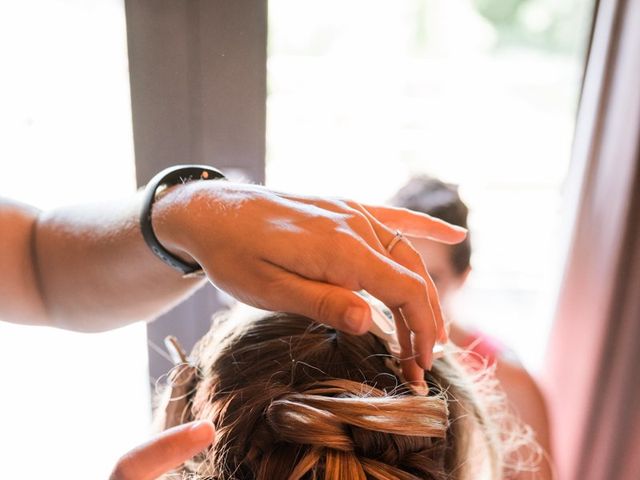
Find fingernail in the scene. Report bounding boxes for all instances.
[411,380,429,396]
[344,307,369,334]
[418,352,433,370]
[189,420,215,443]
[401,358,425,385]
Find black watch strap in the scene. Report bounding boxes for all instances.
[140,164,226,276]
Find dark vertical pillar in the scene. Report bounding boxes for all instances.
[124,0,267,382]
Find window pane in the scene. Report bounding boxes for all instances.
[267,0,595,371]
[0,1,148,478]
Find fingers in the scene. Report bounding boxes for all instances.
[392,307,427,385]
[266,267,373,334]
[363,205,467,244]
[277,261,433,382]
[381,266,437,370]
[272,252,440,368]
[110,420,215,480]
[350,204,448,362]
[268,197,447,369]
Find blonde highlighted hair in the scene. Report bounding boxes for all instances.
[157,309,534,479]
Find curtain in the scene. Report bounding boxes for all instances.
[544,0,640,478]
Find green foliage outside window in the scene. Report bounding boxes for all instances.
[471,0,594,53]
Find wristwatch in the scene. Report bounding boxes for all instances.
[139,164,226,277]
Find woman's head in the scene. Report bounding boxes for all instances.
[390,176,471,302]
[157,308,525,479]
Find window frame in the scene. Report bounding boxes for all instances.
[125,0,267,382]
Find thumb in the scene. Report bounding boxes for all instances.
[277,273,373,335]
[110,420,215,480]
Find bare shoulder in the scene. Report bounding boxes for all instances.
[496,358,547,404]
[496,357,554,479]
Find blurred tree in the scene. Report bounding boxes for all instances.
[475,0,527,24]
[470,0,593,53]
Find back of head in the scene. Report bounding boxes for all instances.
[158,309,515,479]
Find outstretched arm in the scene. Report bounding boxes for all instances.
[1,179,466,373]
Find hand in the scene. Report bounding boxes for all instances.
[153,182,467,382]
[110,421,214,480]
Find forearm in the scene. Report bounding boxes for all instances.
[30,191,204,331]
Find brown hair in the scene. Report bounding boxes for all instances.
[158,308,526,479]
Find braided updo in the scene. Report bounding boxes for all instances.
[158,309,511,479]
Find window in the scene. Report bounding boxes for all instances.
[0,1,148,478]
[267,0,595,371]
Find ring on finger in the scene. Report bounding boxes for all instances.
[385,230,405,254]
